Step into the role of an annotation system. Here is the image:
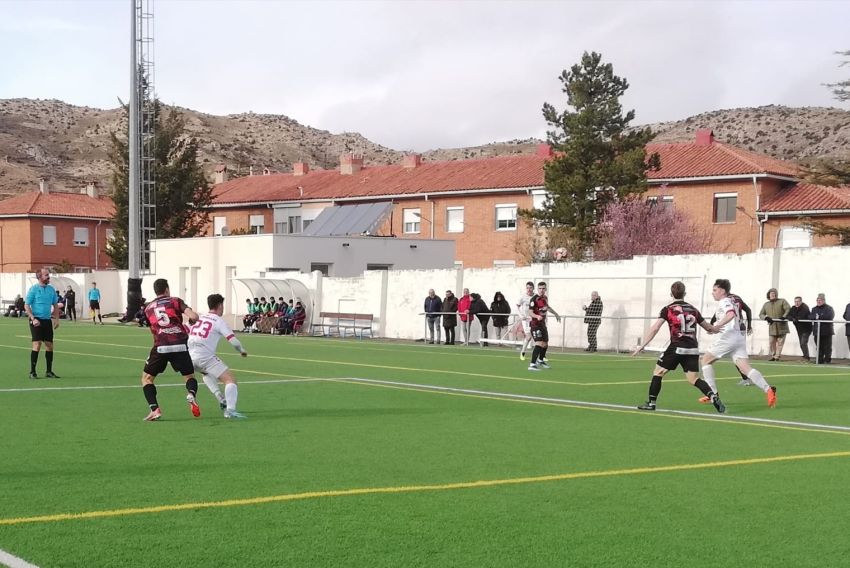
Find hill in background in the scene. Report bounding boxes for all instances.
[0,98,847,198]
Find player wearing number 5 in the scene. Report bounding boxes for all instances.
[633,281,725,413]
[140,278,201,421]
[188,294,248,419]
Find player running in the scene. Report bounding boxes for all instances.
[702,279,776,408]
[527,281,561,371]
[516,281,535,360]
[188,294,248,419]
[633,281,725,413]
[140,278,201,421]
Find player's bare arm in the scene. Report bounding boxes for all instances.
[548,306,562,322]
[709,309,737,333]
[699,320,718,334]
[632,318,664,356]
[184,306,200,324]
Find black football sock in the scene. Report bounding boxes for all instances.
[648,375,662,403]
[143,383,159,410]
[541,347,548,360]
[45,351,53,373]
[30,350,39,373]
[186,378,198,397]
[531,346,541,364]
[694,378,714,397]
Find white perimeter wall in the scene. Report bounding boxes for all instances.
[4,245,849,358]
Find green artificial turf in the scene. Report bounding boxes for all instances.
[1,319,848,567]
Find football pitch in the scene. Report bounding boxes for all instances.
[1,319,849,567]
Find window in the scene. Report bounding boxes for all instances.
[43,225,56,246]
[713,193,737,223]
[453,261,463,268]
[531,191,549,210]
[73,227,89,246]
[446,207,464,233]
[403,208,420,234]
[648,196,673,211]
[106,229,115,242]
[311,263,331,276]
[213,217,226,236]
[366,264,392,271]
[495,204,517,230]
[249,215,265,234]
[493,260,516,268]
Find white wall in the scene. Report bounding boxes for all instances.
[4,245,849,357]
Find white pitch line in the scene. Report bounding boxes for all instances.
[339,377,850,434]
[0,549,40,568]
[0,377,330,394]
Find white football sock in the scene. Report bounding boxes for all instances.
[225,382,239,411]
[746,368,770,393]
[202,375,224,402]
[701,365,718,393]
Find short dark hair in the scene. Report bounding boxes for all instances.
[794,296,802,302]
[526,281,534,287]
[207,293,224,310]
[671,281,686,299]
[713,279,731,294]
[537,281,547,287]
[153,278,169,295]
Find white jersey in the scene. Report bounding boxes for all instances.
[714,297,743,338]
[517,293,533,320]
[188,313,241,358]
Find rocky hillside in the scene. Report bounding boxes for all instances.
[0,99,848,198]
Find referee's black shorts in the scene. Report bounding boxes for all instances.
[29,318,54,343]
[89,300,101,310]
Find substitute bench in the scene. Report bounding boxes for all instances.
[312,312,374,339]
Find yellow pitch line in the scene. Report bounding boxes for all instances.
[3,449,849,527]
[333,379,850,437]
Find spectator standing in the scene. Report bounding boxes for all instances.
[424,289,443,345]
[811,293,834,364]
[458,288,472,344]
[24,268,62,379]
[469,292,490,346]
[490,292,511,345]
[442,290,458,345]
[582,291,603,352]
[843,301,850,353]
[88,282,104,325]
[788,296,812,362]
[759,288,791,361]
[64,286,76,321]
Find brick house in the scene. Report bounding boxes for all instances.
[0,181,114,272]
[205,130,847,267]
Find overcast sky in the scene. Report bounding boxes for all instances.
[0,0,848,151]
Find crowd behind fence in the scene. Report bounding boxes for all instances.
[417,311,849,365]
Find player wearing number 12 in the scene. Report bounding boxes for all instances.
[188,294,248,419]
[632,281,726,413]
[140,278,201,421]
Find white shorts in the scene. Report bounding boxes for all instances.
[190,352,228,381]
[521,320,531,335]
[707,333,748,362]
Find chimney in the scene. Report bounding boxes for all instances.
[39,178,49,194]
[695,129,715,146]
[536,143,554,157]
[340,153,363,175]
[263,167,271,176]
[84,181,97,198]
[214,164,229,184]
[249,165,254,176]
[293,162,309,176]
[402,154,422,168]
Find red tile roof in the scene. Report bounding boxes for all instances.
[760,183,850,213]
[212,139,801,206]
[0,191,115,219]
[646,142,799,179]
[213,154,551,205]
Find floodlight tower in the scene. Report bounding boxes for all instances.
[128,0,156,315]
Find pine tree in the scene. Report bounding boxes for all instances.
[107,101,213,269]
[526,52,659,260]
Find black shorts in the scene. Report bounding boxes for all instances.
[89,300,100,310]
[29,319,54,343]
[657,345,700,373]
[144,347,194,377]
[531,325,548,343]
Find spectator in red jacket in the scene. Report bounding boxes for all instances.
[458,288,471,344]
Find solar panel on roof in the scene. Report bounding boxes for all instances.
[301,202,393,236]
